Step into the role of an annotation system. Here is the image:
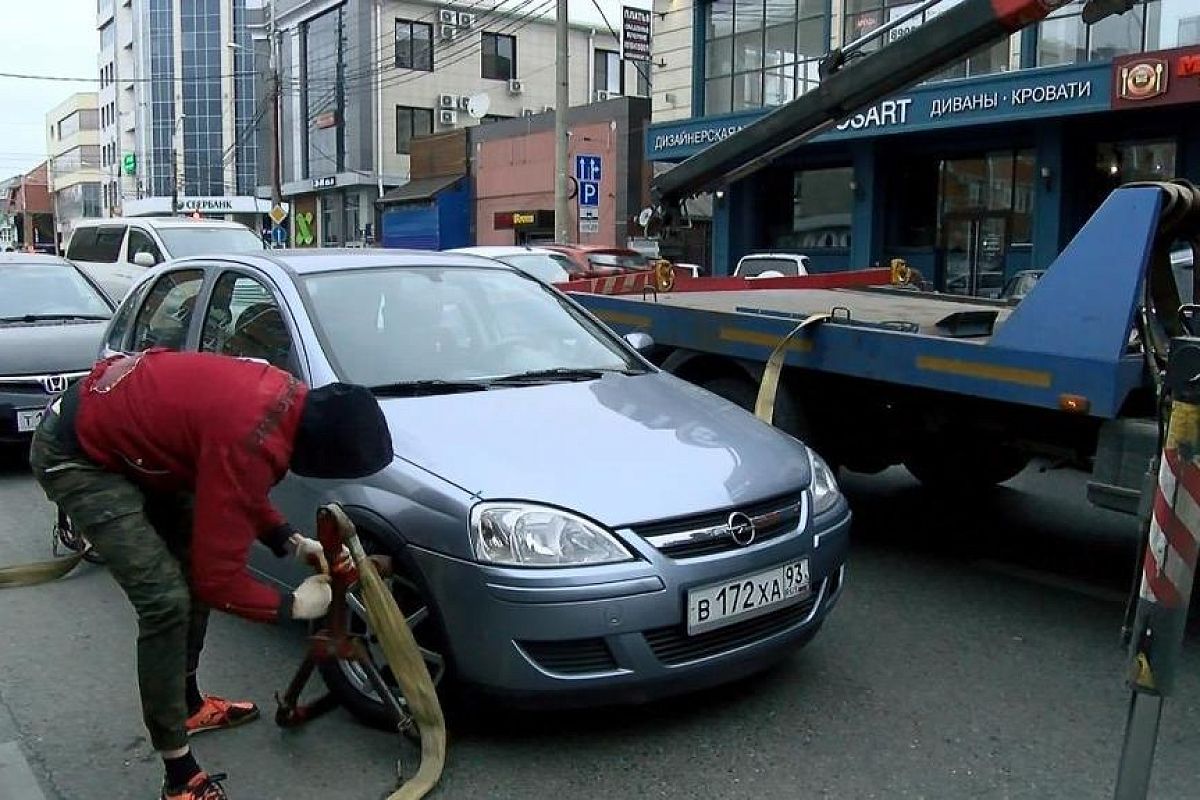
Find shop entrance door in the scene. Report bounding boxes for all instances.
[941,213,1008,297]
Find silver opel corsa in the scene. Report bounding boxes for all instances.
[98,250,850,727]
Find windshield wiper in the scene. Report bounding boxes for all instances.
[0,314,111,323]
[369,380,491,397]
[489,367,643,384]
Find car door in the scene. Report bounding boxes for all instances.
[195,267,312,589]
[66,224,134,302]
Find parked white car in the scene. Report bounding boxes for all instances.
[64,217,265,301]
[734,253,811,279]
[447,246,576,284]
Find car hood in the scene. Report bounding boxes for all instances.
[378,372,812,528]
[0,321,108,375]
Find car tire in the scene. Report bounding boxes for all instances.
[316,528,453,732]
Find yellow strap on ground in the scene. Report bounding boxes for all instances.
[0,553,84,588]
[754,314,830,424]
[328,504,447,800]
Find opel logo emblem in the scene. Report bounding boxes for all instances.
[41,375,69,394]
[727,511,756,547]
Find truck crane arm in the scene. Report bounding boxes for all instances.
[651,0,1135,219]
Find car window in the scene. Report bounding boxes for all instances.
[155,226,265,258]
[588,252,648,271]
[129,269,206,352]
[65,226,99,261]
[499,253,573,283]
[105,279,154,352]
[93,226,128,263]
[127,228,163,265]
[200,271,297,375]
[739,257,800,277]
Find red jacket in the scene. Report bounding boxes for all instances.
[74,350,309,623]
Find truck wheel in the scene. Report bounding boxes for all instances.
[699,376,758,411]
[317,529,452,732]
[903,443,1030,490]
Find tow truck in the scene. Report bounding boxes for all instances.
[566,0,1200,510]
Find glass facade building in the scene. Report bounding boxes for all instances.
[652,0,1200,294]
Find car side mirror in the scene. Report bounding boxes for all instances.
[133,251,157,268]
[624,332,654,353]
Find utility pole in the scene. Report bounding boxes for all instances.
[553,0,570,243]
[268,0,283,224]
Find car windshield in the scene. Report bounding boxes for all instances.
[0,263,112,320]
[155,226,264,258]
[498,253,573,283]
[301,266,641,386]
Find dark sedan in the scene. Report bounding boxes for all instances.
[0,254,113,443]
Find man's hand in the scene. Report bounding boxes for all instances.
[291,574,333,620]
[289,534,351,575]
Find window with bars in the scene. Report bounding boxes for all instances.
[482,33,517,80]
[395,19,433,71]
[396,106,434,154]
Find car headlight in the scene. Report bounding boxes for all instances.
[809,450,841,515]
[469,503,634,567]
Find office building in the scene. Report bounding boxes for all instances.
[45,93,103,245]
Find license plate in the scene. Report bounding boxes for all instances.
[687,559,810,635]
[16,408,44,433]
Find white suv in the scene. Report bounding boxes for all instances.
[65,217,265,301]
[734,252,811,279]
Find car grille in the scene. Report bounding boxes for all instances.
[643,580,825,666]
[518,638,619,675]
[632,491,807,559]
[0,373,88,400]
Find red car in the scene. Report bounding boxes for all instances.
[541,244,652,279]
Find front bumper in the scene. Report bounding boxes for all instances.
[409,504,850,706]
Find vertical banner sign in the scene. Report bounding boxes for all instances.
[621,6,652,63]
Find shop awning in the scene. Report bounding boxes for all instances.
[377,175,463,206]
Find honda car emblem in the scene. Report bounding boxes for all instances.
[41,375,69,394]
[726,511,756,547]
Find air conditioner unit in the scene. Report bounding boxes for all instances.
[438,9,457,24]
[507,79,523,95]
[438,93,457,109]
[521,108,536,117]
[438,109,458,126]
[457,95,471,111]
[439,24,456,41]
[457,12,476,28]
[594,89,613,102]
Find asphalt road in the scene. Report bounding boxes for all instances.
[0,445,1196,800]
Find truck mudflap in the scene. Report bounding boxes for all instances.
[1088,418,1160,516]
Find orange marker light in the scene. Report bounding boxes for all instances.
[1059,394,1091,414]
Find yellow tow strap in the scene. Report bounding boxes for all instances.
[754,314,830,424]
[0,552,84,588]
[331,504,447,800]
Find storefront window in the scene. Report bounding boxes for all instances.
[344,193,360,243]
[703,0,826,113]
[939,150,1034,244]
[765,166,853,250]
[321,196,340,246]
[1090,140,1177,214]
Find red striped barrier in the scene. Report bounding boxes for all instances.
[558,267,896,296]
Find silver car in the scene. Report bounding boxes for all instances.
[98,250,850,726]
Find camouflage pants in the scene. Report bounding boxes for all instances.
[29,407,208,752]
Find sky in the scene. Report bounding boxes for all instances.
[0,0,648,180]
[0,0,99,179]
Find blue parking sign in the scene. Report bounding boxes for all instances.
[579,181,600,207]
[575,154,602,183]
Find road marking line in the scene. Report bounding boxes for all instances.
[0,741,47,800]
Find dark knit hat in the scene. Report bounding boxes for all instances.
[291,383,393,479]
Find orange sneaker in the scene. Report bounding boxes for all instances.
[185,696,260,737]
[161,771,228,800]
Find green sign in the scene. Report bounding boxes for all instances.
[295,211,315,246]
[121,153,136,176]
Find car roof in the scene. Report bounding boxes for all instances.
[175,248,512,277]
[740,252,808,259]
[0,253,75,268]
[70,216,251,230]
[448,246,562,257]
